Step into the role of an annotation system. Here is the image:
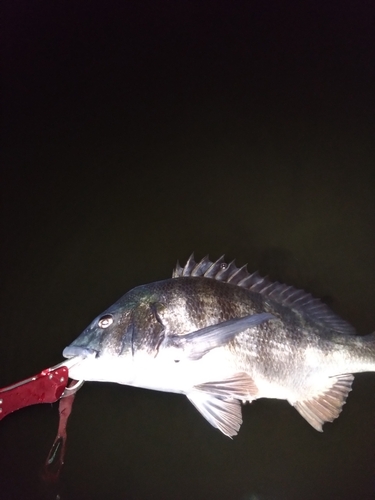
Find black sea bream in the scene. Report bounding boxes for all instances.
[63,255,375,437]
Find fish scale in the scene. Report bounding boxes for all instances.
[62,254,375,437]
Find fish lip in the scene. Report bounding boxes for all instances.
[62,346,98,359]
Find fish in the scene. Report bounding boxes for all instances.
[63,254,375,437]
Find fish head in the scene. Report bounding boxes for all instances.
[62,285,165,384]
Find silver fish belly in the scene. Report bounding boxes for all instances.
[63,255,375,437]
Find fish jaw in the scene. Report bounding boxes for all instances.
[63,346,98,358]
[60,348,99,380]
[63,345,135,385]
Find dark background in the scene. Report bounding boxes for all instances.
[1,2,375,499]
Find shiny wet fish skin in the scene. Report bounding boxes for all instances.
[63,255,375,437]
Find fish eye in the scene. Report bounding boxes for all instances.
[98,314,113,328]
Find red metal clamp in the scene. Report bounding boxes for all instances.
[0,366,69,421]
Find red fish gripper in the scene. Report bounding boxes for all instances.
[0,366,69,421]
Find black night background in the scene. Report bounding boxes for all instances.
[1,2,375,499]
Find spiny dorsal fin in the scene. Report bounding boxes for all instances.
[173,254,356,335]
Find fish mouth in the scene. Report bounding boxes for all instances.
[62,346,98,359]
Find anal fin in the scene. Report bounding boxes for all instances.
[293,373,354,431]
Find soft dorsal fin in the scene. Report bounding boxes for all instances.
[173,254,356,335]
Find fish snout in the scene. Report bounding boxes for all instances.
[62,346,98,359]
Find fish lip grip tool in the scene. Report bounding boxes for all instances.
[0,359,84,485]
[0,360,83,421]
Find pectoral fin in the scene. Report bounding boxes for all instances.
[293,373,354,431]
[166,313,275,361]
[187,373,258,437]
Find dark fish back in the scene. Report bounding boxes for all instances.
[173,254,357,336]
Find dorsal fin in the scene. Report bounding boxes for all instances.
[173,254,356,335]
